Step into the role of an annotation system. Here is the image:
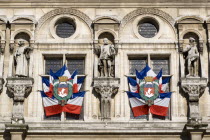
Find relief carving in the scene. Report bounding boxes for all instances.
[94,85,118,120]
[121,8,175,28]
[181,78,207,128]
[6,78,33,124]
[36,8,92,37]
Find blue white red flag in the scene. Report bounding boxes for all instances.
[127,77,139,93]
[136,64,156,83]
[127,65,172,117]
[63,91,86,114]
[150,92,172,116]
[126,91,149,117]
[40,65,86,116]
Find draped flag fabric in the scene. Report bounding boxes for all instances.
[40,65,86,117]
[127,64,172,117]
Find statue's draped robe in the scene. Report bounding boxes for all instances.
[14,46,30,77]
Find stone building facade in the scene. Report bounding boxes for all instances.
[0,0,210,140]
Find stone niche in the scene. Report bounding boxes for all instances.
[176,15,206,78]
[9,15,36,53]
[0,16,7,54]
[93,16,120,77]
[206,17,210,46]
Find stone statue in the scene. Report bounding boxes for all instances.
[14,39,33,77]
[183,37,199,77]
[95,38,116,77]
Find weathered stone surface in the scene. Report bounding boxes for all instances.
[93,78,120,121]
[6,77,34,124]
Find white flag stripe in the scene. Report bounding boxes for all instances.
[43,97,59,107]
[162,83,168,92]
[67,97,83,106]
[43,83,49,93]
[146,69,156,77]
[63,69,71,79]
[129,84,138,93]
[154,98,170,107]
[130,97,145,108]
[78,84,82,91]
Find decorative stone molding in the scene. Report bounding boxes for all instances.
[6,77,34,124]
[93,78,120,121]
[176,15,204,24]
[181,78,207,129]
[0,78,4,93]
[9,15,37,24]
[0,16,7,24]
[121,8,175,29]
[35,8,92,37]
[93,16,120,24]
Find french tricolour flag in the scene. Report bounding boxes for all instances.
[127,77,139,93]
[161,77,171,92]
[41,91,62,116]
[150,92,172,116]
[63,91,86,114]
[136,64,156,83]
[41,65,86,116]
[127,91,149,117]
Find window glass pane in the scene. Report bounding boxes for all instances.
[151,58,169,75]
[138,22,158,38]
[45,58,63,74]
[129,59,146,75]
[67,59,85,75]
[56,22,75,38]
[44,113,61,120]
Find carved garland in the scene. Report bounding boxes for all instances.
[120,8,175,29]
[35,8,92,37]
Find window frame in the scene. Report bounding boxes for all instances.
[42,54,86,121]
[127,54,172,121]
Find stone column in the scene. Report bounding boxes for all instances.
[93,78,120,121]
[181,78,208,140]
[5,77,34,140]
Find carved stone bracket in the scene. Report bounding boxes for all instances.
[93,78,120,121]
[9,43,15,53]
[181,77,208,130]
[6,77,34,124]
[0,42,5,54]
[0,78,4,93]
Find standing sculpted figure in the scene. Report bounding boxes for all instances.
[95,38,116,77]
[183,37,199,77]
[14,39,33,77]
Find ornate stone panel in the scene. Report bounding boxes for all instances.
[93,78,120,121]
[180,78,208,129]
[121,8,175,29]
[35,8,92,37]
[6,77,34,124]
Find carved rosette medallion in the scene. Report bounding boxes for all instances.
[93,78,120,121]
[181,77,208,129]
[6,77,34,124]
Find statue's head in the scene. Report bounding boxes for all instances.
[18,39,27,47]
[189,37,195,43]
[103,38,109,45]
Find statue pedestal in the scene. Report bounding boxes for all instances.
[5,124,28,140]
[93,78,120,121]
[6,77,34,124]
[181,77,208,140]
[0,78,4,93]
